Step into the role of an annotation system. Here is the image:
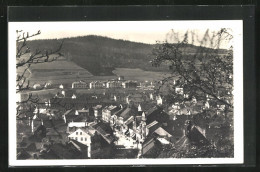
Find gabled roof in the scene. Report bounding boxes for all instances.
[119,108,132,120]
[92,122,114,144]
[68,128,91,138]
[146,107,169,124]
[68,139,88,152]
[154,127,172,137]
[174,125,210,151]
[46,128,61,137]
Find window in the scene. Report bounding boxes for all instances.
[76,132,78,135]
[85,138,87,141]
[80,132,82,135]
[75,137,78,141]
[81,137,83,141]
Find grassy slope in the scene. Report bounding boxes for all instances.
[22,35,228,77]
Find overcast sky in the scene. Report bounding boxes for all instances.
[10,21,241,48]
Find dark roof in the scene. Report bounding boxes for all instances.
[92,122,114,144]
[47,143,80,159]
[163,115,192,139]
[146,107,169,124]
[46,128,61,137]
[119,108,132,120]
[64,109,90,122]
[147,122,162,136]
[174,125,210,151]
[68,140,88,152]
[141,139,163,158]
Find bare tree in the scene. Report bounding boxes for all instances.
[151,29,233,111]
[16,30,63,118]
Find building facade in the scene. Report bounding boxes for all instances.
[72,81,89,89]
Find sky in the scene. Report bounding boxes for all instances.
[10,21,241,48]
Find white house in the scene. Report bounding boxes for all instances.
[156,95,163,105]
[59,84,64,89]
[44,83,51,88]
[68,128,92,157]
[33,84,41,89]
[175,87,184,95]
[72,94,77,99]
[205,101,210,109]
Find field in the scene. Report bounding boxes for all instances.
[24,60,93,85]
[25,64,173,86]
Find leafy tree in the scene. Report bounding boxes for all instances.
[16,30,63,118]
[151,29,233,111]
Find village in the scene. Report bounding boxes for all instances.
[16,75,233,159]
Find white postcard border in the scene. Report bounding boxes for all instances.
[8,20,243,166]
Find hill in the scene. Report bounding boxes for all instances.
[22,35,229,76]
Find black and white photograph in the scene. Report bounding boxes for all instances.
[9,20,243,166]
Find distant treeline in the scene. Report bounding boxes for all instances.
[22,35,229,76]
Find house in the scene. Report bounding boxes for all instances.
[91,122,115,145]
[42,143,81,159]
[122,80,138,88]
[68,128,93,157]
[72,81,89,89]
[140,138,163,158]
[67,140,89,159]
[146,106,169,124]
[44,83,52,89]
[46,128,62,143]
[117,76,125,81]
[63,109,91,124]
[72,94,77,99]
[89,81,105,89]
[114,107,135,127]
[65,108,96,133]
[93,105,102,120]
[102,105,120,123]
[126,93,145,106]
[16,93,29,103]
[89,131,114,159]
[174,120,210,151]
[156,95,163,105]
[33,84,41,90]
[141,137,156,155]
[175,87,184,95]
[145,120,173,144]
[106,81,122,88]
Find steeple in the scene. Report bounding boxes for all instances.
[138,104,142,112]
[150,93,153,100]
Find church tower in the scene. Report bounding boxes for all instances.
[140,112,147,141]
